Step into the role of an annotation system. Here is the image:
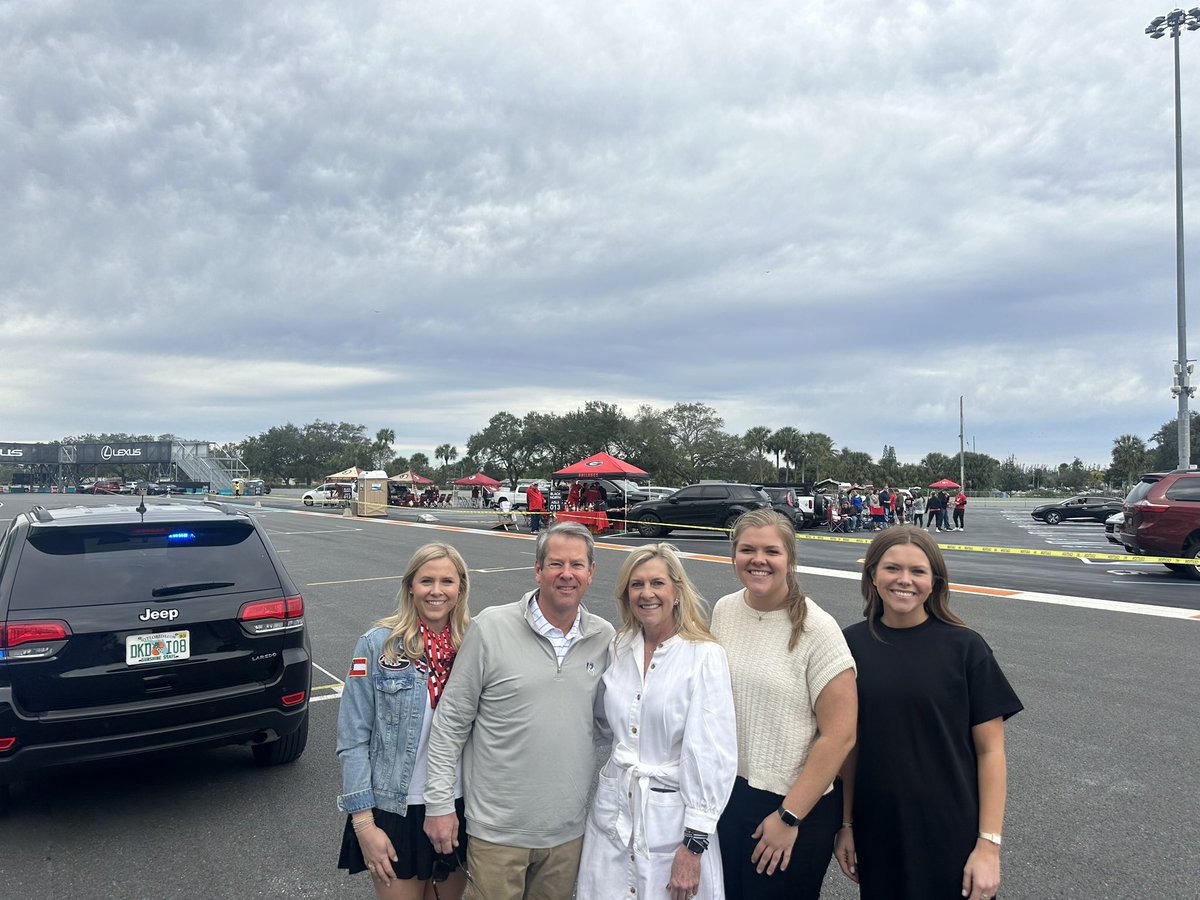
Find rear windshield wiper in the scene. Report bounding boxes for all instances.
[152,581,236,597]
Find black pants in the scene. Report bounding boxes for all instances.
[717,777,841,900]
[953,508,964,529]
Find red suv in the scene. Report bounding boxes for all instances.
[1118,470,1200,578]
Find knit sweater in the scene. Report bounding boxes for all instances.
[711,589,855,797]
[424,591,615,847]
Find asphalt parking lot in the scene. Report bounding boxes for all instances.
[1,493,1197,899]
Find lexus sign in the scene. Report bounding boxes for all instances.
[0,443,61,465]
[76,442,172,465]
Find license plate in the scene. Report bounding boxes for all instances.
[126,630,190,665]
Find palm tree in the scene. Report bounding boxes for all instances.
[743,426,772,481]
[766,430,785,480]
[435,443,460,477]
[1110,434,1148,489]
[802,432,835,483]
[773,426,803,481]
[373,429,396,470]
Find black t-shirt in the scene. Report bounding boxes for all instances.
[843,617,1022,899]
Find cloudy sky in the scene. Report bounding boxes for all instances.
[2,0,1197,469]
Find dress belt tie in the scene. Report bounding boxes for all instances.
[611,743,680,855]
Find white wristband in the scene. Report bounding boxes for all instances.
[978,831,1002,846]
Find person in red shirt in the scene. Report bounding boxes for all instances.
[526,482,546,534]
[952,491,968,531]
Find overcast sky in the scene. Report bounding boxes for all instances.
[2,1,1197,470]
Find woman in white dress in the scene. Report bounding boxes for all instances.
[577,543,738,900]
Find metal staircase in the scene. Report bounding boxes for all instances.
[171,441,248,493]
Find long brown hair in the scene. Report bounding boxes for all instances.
[614,543,715,645]
[730,508,808,651]
[375,543,471,663]
[859,526,964,640]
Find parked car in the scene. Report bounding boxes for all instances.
[0,501,311,814]
[1105,511,1124,545]
[643,486,678,501]
[86,478,122,495]
[1118,469,1200,578]
[763,487,803,529]
[302,482,356,506]
[626,483,771,538]
[1029,495,1122,525]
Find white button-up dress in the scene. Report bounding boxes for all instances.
[577,631,738,899]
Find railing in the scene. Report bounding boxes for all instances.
[171,442,248,494]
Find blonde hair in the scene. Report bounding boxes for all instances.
[375,543,471,664]
[729,508,808,651]
[614,543,715,644]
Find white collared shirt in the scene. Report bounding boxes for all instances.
[530,593,582,664]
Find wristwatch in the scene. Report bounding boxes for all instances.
[978,831,1002,846]
[777,806,800,827]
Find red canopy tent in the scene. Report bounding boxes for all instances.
[553,452,649,480]
[929,478,960,489]
[453,472,502,489]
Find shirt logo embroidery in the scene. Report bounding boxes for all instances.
[378,655,410,670]
[348,658,368,678]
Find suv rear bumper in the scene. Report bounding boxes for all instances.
[0,653,310,781]
[0,689,308,780]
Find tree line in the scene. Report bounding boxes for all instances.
[229,404,1195,493]
[7,409,1195,492]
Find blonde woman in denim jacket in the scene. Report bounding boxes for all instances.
[337,543,472,899]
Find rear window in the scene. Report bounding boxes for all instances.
[10,522,281,610]
[729,486,763,501]
[1165,476,1200,502]
[1124,479,1159,505]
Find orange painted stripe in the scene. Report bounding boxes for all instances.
[951,584,1020,597]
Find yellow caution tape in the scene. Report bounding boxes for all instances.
[210,497,1199,567]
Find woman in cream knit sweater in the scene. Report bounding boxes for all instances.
[711,509,857,900]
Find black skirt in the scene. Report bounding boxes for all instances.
[337,798,468,880]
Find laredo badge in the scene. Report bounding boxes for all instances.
[348,657,368,678]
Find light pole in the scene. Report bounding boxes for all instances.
[1147,9,1200,470]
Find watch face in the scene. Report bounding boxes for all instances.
[778,807,799,826]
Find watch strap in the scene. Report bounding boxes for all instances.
[777,806,800,827]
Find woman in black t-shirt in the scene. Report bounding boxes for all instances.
[835,526,1022,900]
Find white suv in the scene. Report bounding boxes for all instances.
[301,482,357,506]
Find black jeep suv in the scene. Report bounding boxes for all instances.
[0,501,311,813]
[626,483,771,537]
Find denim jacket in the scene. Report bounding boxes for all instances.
[336,626,430,815]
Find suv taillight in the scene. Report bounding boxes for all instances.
[0,620,72,660]
[1135,499,1170,513]
[238,595,305,635]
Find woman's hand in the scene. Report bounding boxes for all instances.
[962,840,1000,900]
[355,822,399,884]
[750,813,796,875]
[834,824,859,883]
[667,845,701,900]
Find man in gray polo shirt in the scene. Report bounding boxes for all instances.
[424,520,615,900]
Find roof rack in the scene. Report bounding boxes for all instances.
[30,506,54,523]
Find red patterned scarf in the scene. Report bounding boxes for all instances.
[420,622,457,709]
